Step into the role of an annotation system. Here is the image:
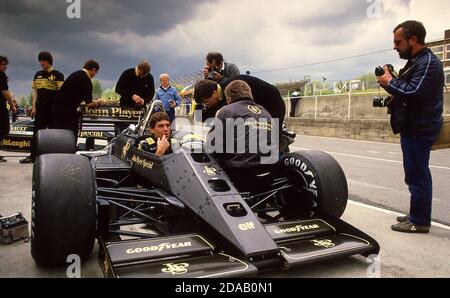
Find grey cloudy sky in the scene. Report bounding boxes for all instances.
[0,0,448,98]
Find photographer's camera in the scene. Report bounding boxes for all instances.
[373,96,393,108]
[373,64,398,110]
[206,66,218,81]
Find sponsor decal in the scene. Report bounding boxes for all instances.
[82,106,144,120]
[284,157,317,192]
[11,126,28,132]
[121,140,132,159]
[1,139,31,149]
[203,166,217,176]
[162,263,189,275]
[243,119,272,130]
[126,242,192,254]
[238,222,256,231]
[79,131,105,138]
[311,239,336,248]
[131,155,154,170]
[247,105,262,115]
[274,224,321,234]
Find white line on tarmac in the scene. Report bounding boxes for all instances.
[291,146,450,171]
[348,200,450,231]
[297,134,400,146]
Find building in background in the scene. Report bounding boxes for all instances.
[428,29,450,87]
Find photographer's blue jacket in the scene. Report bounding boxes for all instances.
[386,48,444,136]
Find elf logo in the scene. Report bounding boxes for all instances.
[239,222,256,231]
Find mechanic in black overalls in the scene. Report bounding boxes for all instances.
[53,59,104,139]
[206,80,278,192]
[138,112,177,156]
[115,61,155,132]
[0,56,17,163]
[194,75,286,150]
[20,52,64,164]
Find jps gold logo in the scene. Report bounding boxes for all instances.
[121,140,132,159]
[247,105,262,114]
[161,263,189,275]
[311,239,335,248]
[239,222,256,231]
[203,166,217,176]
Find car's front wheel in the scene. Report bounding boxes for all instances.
[31,154,97,266]
[279,150,348,219]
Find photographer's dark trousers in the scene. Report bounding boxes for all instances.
[401,132,439,226]
[30,101,54,161]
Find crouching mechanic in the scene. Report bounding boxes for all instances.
[194,75,286,151]
[138,112,176,156]
[206,80,278,191]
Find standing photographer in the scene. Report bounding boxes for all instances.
[377,20,444,233]
[203,52,240,84]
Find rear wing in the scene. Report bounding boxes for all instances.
[80,103,145,139]
[81,104,145,124]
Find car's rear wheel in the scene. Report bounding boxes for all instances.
[279,150,348,219]
[31,154,97,266]
[36,129,76,157]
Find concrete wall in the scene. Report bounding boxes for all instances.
[176,92,450,144]
[289,91,450,119]
[285,118,400,143]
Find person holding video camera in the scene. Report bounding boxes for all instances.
[377,20,444,233]
[203,52,240,84]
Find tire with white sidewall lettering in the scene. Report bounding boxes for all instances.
[280,150,348,219]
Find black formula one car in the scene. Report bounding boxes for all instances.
[31,101,379,278]
[1,103,143,152]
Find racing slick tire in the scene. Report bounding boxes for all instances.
[31,154,96,266]
[280,150,348,219]
[36,129,77,157]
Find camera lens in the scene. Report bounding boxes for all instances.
[375,66,385,77]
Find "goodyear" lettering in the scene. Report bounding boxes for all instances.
[126,242,192,254]
[274,224,320,234]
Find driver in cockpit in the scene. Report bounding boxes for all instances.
[138,112,175,156]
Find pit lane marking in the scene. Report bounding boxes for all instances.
[291,147,450,171]
[296,134,401,146]
[348,200,450,231]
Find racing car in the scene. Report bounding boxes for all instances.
[0,102,143,152]
[31,100,380,278]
